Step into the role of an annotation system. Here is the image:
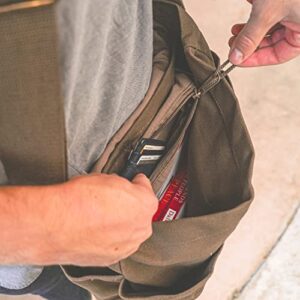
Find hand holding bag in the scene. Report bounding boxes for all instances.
[0,1,254,299]
[61,1,254,299]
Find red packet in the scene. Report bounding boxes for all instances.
[160,171,188,221]
[152,169,188,222]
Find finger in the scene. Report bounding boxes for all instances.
[229,2,279,65]
[229,35,269,49]
[132,173,152,190]
[281,21,300,32]
[239,28,300,67]
[229,35,270,50]
[231,23,246,36]
[232,23,284,37]
[229,26,286,49]
[259,27,286,48]
[228,36,235,47]
[229,26,284,49]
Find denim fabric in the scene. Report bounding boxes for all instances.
[0,265,91,300]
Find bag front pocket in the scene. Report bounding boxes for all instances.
[147,97,197,196]
[141,73,195,141]
[117,72,197,187]
[117,200,251,294]
[118,247,222,300]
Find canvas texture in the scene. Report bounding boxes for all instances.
[0,0,255,299]
[61,1,255,299]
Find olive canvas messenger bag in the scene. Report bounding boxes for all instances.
[0,0,255,299]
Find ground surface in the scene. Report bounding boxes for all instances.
[1,0,300,299]
[237,208,300,300]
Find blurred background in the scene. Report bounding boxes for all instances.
[1,0,299,299]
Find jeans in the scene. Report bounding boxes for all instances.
[0,265,91,300]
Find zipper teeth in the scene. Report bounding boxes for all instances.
[149,84,196,139]
[149,100,197,184]
[162,85,195,126]
[149,85,198,183]
[149,117,188,185]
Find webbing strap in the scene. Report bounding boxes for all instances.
[0,0,68,185]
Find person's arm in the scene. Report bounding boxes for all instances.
[0,173,158,266]
[229,0,300,66]
[0,184,63,265]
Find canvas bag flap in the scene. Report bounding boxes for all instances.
[61,0,255,299]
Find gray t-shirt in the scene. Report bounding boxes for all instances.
[0,0,153,289]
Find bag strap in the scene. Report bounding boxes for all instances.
[169,0,184,7]
[0,0,68,185]
[154,0,185,9]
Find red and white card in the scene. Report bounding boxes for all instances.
[152,146,188,222]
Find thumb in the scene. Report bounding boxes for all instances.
[229,7,276,65]
[132,173,153,190]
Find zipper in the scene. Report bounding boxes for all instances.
[149,84,196,139]
[151,60,236,138]
[128,60,236,184]
[149,60,236,184]
[149,100,197,184]
[193,59,236,100]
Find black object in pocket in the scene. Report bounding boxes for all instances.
[120,138,167,180]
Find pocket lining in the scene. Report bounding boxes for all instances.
[149,99,197,192]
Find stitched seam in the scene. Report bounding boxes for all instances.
[138,79,192,136]
[152,136,184,183]
[151,104,195,183]
[209,91,243,188]
[184,46,214,64]
[146,84,194,139]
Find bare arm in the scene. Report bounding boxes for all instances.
[0,184,64,265]
[0,173,158,267]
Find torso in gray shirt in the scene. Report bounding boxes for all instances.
[0,0,153,289]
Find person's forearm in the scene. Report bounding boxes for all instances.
[0,184,64,265]
[0,172,159,267]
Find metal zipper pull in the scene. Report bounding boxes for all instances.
[193,59,236,100]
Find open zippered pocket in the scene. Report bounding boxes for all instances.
[142,73,195,140]
[148,99,197,195]
[119,73,197,185]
